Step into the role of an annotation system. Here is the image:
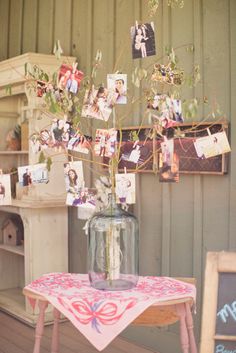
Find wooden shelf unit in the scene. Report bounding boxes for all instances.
[0,53,76,324]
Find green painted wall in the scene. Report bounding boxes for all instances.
[0,1,235,352]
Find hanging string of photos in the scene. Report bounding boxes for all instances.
[0,17,231,218]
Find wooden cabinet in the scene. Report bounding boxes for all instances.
[0,53,75,324]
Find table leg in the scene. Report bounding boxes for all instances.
[51,308,60,353]
[33,300,48,353]
[185,303,198,353]
[176,303,190,353]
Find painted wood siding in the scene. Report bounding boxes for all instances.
[0,1,235,352]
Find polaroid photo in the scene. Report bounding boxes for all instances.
[194,131,231,159]
[58,63,84,94]
[131,21,156,59]
[115,173,135,204]
[94,128,117,158]
[82,86,117,122]
[159,152,179,183]
[0,174,12,205]
[67,132,92,154]
[18,164,49,187]
[107,74,127,104]
[64,161,84,206]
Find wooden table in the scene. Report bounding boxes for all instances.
[23,277,197,353]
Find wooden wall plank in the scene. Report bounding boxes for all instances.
[170,176,194,276]
[0,0,10,60]
[229,0,236,250]
[37,0,54,54]
[138,175,162,276]
[71,0,93,73]
[22,0,38,53]
[54,0,72,55]
[202,0,230,256]
[8,0,23,57]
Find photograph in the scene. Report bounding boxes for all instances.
[64,161,84,206]
[73,187,97,208]
[58,63,84,94]
[18,164,49,186]
[160,138,174,166]
[131,21,156,59]
[94,128,117,158]
[30,120,75,154]
[194,131,231,159]
[159,152,179,183]
[67,131,92,154]
[115,173,135,204]
[148,94,183,127]
[82,85,118,122]
[0,174,12,205]
[116,127,154,171]
[107,74,127,104]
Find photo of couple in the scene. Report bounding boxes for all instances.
[131,21,156,59]
[58,63,84,94]
[18,164,49,186]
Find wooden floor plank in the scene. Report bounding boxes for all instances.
[0,311,157,353]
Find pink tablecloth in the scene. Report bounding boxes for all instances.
[25,273,196,351]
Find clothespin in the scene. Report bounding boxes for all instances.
[124,167,127,174]
[0,169,3,175]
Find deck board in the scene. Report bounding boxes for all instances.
[0,311,157,353]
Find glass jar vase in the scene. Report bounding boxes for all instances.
[88,193,139,290]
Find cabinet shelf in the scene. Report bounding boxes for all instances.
[0,150,28,155]
[0,244,24,256]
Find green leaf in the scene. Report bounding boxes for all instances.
[38,151,46,163]
[46,157,53,172]
[5,84,12,95]
[24,63,28,77]
[53,40,63,59]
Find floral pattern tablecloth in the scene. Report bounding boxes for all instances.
[25,273,196,351]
